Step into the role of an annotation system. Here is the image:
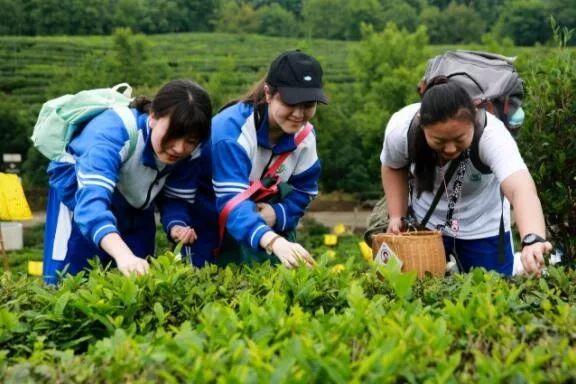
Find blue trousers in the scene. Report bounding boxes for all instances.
[176,200,219,268]
[43,188,155,284]
[180,228,219,268]
[442,231,514,276]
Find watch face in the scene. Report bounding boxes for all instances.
[523,233,545,246]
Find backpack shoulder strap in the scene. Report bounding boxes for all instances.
[112,105,139,160]
[469,108,492,174]
[419,156,462,228]
[407,109,420,163]
[263,122,314,178]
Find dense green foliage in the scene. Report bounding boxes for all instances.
[1,0,575,46]
[0,0,218,35]
[0,94,32,163]
[1,236,575,382]
[519,25,576,266]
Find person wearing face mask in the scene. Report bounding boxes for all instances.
[380,77,552,277]
[210,51,328,268]
[42,79,212,284]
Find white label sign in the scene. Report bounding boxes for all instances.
[3,153,22,162]
[375,242,395,265]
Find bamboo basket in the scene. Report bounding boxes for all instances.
[371,231,446,278]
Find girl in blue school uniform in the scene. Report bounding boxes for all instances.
[43,79,212,284]
[211,51,327,268]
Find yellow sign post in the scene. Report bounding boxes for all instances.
[0,173,33,272]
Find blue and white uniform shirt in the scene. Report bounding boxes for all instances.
[48,109,175,248]
[211,102,321,250]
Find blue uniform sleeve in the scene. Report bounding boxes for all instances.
[47,160,79,211]
[70,110,131,247]
[212,139,271,250]
[271,159,320,232]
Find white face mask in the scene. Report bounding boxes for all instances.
[508,106,525,128]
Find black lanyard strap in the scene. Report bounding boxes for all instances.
[418,151,467,228]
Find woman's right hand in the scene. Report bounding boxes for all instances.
[100,232,150,277]
[272,237,316,268]
[115,254,150,277]
[387,217,404,234]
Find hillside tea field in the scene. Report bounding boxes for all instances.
[0,33,354,107]
[2,32,573,196]
[1,235,575,383]
[0,32,555,109]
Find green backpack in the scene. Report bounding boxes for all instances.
[31,83,139,161]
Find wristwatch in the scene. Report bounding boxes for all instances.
[521,233,546,248]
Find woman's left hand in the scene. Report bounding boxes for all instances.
[170,225,197,245]
[256,203,277,227]
[521,241,553,277]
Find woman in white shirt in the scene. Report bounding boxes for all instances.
[380,77,552,276]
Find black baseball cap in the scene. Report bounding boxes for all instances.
[266,51,328,105]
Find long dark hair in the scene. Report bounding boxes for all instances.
[219,76,278,113]
[130,79,212,148]
[412,77,476,195]
[239,77,277,106]
[218,77,280,128]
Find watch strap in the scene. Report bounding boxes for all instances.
[521,233,546,247]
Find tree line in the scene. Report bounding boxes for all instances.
[1,0,575,46]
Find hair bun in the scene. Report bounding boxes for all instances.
[423,76,449,94]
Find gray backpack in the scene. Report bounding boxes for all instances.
[418,50,524,133]
[409,50,525,174]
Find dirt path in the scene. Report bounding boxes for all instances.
[304,210,371,232]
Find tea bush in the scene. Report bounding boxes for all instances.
[1,236,575,383]
[519,25,576,265]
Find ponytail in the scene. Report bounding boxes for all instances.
[219,77,279,113]
[129,96,152,114]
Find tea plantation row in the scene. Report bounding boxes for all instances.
[1,235,575,383]
[0,33,353,107]
[0,32,560,107]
